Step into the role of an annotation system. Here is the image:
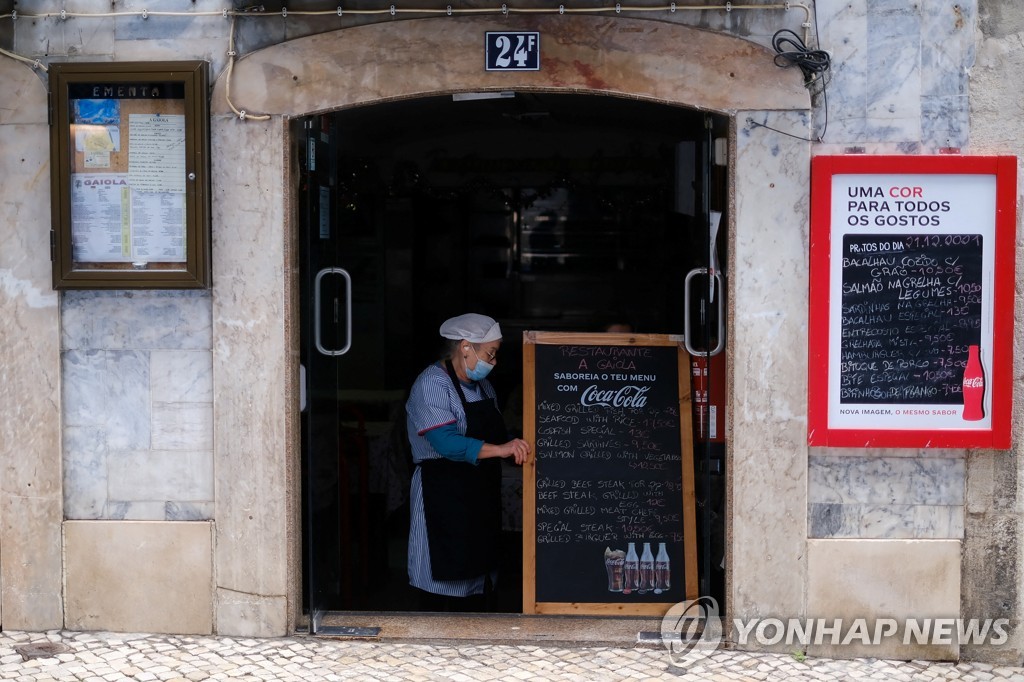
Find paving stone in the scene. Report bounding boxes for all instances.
[2,631,1024,682]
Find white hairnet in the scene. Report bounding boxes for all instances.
[439,313,502,343]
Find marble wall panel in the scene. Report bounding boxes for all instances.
[809,501,965,540]
[921,2,973,99]
[809,457,964,506]
[152,403,214,451]
[62,426,107,520]
[107,450,214,502]
[167,501,216,521]
[807,539,961,660]
[64,520,213,634]
[114,0,233,41]
[103,501,168,520]
[61,291,215,522]
[215,589,289,639]
[0,497,64,630]
[863,2,921,125]
[914,505,964,538]
[816,2,868,143]
[922,96,969,150]
[14,11,113,59]
[859,504,917,538]
[62,290,212,351]
[808,456,965,539]
[63,350,151,449]
[0,60,62,630]
[729,111,811,629]
[151,350,214,403]
[807,502,861,538]
[211,117,290,636]
[816,1,972,148]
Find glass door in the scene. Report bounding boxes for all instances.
[299,115,351,632]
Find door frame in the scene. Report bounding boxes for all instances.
[207,14,812,636]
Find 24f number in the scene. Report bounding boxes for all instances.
[486,32,540,71]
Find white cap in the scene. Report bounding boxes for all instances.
[439,313,502,343]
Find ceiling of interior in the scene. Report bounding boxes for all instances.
[331,92,725,151]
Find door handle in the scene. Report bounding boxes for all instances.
[684,267,724,357]
[314,267,352,356]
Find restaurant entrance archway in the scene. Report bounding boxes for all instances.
[296,91,728,626]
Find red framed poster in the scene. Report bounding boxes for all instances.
[808,155,1017,448]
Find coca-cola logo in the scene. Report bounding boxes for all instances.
[580,384,650,408]
[963,377,984,388]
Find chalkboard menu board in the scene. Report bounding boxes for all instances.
[523,332,698,615]
[809,155,1017,449]
[839,233,982,404]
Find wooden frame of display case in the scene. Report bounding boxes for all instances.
[49,61,211,289]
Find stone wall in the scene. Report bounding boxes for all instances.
[0,57,62,631]
[961,0,1024,664]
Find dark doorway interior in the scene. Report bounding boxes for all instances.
[298,93,727,617]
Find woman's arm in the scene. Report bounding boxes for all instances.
[423,424,531,466]
[423,423,485,464]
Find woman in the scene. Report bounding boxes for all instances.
[406,313,531,609]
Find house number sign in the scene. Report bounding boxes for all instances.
[485,32,540,71]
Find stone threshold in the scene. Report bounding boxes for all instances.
[309,612,665,648]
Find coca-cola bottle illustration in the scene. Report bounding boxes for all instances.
[654,542,671,594]
[962,345,985,421]
[638,542,655,595]
[623,542,639,595]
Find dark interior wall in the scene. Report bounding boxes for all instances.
[325,94,724,397]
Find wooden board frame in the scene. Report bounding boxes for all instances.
[522,331,699,615]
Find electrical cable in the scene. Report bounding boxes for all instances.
[772,28,829,81]
[224,14,271,121]
[0,45,46,71]
[748,9,831,143]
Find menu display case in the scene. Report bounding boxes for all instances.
[48,61,210,289]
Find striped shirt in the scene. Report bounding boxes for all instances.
[406,362,499,597]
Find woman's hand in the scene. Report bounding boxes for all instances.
[478,439,531,464]
[503,438,531,465]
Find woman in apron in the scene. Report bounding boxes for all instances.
[406,313,531,610]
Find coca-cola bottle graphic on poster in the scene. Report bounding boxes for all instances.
[654,542,671,595]
[638,542,655,595]
[623,542,639,595]
[962,344,985,421]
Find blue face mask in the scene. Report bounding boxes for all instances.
[466,346,495,381]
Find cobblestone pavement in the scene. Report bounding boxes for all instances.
[2,630,1024,682]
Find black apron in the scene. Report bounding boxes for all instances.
[419,360,506,581]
